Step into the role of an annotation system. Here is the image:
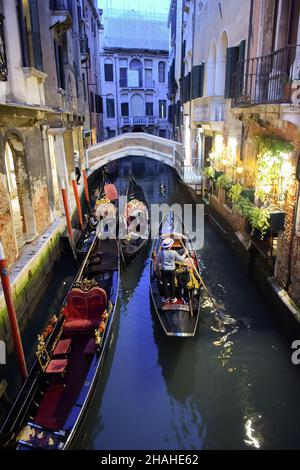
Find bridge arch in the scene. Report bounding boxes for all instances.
[87,132,184,175]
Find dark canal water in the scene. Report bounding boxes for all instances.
[4,157,300,449]
[71,157,300,450]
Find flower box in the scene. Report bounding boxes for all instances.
[213,170,224,181]
[241,188,255,204]
[269,210,286,233]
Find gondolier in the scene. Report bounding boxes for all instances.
[156,238,187,303]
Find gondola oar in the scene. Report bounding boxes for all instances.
[179,238,224,316]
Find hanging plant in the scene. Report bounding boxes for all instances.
[255,134,294,205]
[256,134,294,156]
[203,166,215,180]
[234,197,254,219]
[229,183,243,203]
[216,174,233,190]
[248,206,270,239]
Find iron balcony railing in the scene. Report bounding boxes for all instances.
[0,14,7,81]
[234,44,300,107]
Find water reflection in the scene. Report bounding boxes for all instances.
[74,157,300,450]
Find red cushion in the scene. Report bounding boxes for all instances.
[105,184,118,201]
[65,287,107,323]
[53,339,71,356]
[63,318,99,334]
[46,359,68,374]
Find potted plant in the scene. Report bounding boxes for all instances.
[216,174,233,190]
[214,170,224,180]
[248,206,270,239]
[229,183,243,204]
[203,166,215,180]
[241,188,255,203]
[268,207,286,233]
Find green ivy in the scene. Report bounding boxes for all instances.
[229,183,243,203]
[256,134,294,156]
[203,166,215,179]
[216,174,233,190]
[249,207,270,239]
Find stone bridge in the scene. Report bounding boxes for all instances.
[87,132,202,187]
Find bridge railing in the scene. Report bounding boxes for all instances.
[182,165,202,184]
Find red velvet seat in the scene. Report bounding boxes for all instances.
[105,184,118,201]
[53,339,72,357]
[63,286,107,335]
[45,359,68,375]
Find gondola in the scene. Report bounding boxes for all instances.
[0,222,120,450]
[150,212,201,337]
[75,172,118,262]
[120,174,149,264]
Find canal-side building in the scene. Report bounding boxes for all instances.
[0,0,103,356]
[170,0,300,312]
[168,0,183,143]
[100,7,171,139]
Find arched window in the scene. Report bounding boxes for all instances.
[158,61,166,83]
[130,94,144,116]
[206,40,217,96]
[129,59,143,87]
[215,31,228,96]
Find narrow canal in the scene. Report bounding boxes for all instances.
[69,157,300,450]
[4,157,300,449]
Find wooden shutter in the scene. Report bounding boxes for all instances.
[183,72,191,103]
[224,46,240,99]
[29,0,43,71]
[191,64,204,99]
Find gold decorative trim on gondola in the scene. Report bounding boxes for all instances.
[73,278,98,292]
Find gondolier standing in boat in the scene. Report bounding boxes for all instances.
[156,238,187,303]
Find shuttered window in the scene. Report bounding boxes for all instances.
[191,64,204,99]
[29,0,43,71]
[95,95,103,114]
[121,102,129,116]
[183,72,191,103]
[54,39,65,89]
[104,62,114,82]
[224,46,240,99]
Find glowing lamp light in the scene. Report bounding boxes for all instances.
[262,184,272,194]
[236,166,244,174]
[222,159,228,166]
[215,134,224,155]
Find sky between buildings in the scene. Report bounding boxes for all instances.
[100,0,171,16]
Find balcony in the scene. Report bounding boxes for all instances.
[50,0,72,32]
[120,116,158,127]
[119,79,155,89]
[0,14,8,82]
[234,45,300,107]
[193,96,225,130]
